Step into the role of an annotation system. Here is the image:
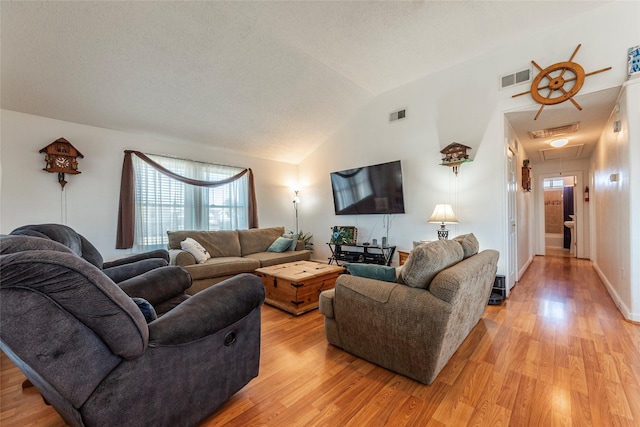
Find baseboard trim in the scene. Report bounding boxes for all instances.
[592,262,640,322]
[518,256,533,283]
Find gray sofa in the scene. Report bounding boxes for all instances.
[0,234,265,427]
[168,226,311,294]
[319,235,499,385]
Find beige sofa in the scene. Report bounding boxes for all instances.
[168,226,311,294]
[319,235,499,385]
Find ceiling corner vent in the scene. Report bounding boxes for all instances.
[500,68,531,89]
[390,109,406,122]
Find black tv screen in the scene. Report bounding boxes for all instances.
[330,160,405,215]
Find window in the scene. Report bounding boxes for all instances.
[132,154,249,251]
[543,179,565,190]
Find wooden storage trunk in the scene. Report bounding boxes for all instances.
[256,261,344,315]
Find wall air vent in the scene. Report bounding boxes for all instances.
[500,68,531,89]
[389,109,406,122]
[529,122,580,139]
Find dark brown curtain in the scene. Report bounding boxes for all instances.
[116,150,258,249]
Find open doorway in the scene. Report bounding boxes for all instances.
[543,176,577,257]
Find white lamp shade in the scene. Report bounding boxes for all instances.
[428,204,459,224]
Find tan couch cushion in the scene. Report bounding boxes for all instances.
[244,250,311,267]
[452,233,479,259]
[167,230,241,258]
[182,257,259,280]
[401,240,463,289]
[237,227,284,256]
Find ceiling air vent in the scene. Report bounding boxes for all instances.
[539,144,584,162]
[389,109,406,122]
[500,68,531,89]
[529,122,580,139]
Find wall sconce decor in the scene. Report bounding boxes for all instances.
[40,137,84,189]
[428,204,459,240]
[440,142,472,175]
[522,159,531,192]
[512,44,611,120]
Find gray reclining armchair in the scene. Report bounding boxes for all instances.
[0,235,265,427]
[11,223,169,283]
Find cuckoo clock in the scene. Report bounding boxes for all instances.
[440,142,472,175]
[40,137,84,189]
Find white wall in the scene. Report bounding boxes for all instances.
[0,110,298,261]
[299,1,638,278]
[591,78,640,321]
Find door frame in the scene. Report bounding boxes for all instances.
[536,170,585,257]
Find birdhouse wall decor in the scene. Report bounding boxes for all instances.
[440,142,472,175]
[40,137,84,189]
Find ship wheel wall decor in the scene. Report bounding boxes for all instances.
[513,44,611,120]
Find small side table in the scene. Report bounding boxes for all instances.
[398,250,410,266]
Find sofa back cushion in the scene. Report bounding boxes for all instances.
[452,233,479,259]
[400,240,463,289]
[237,227,285,256]
[167,230,241,258]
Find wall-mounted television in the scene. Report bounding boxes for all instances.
[330,160,405,215]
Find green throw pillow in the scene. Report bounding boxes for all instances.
[345,263,397,282]
[267,237,294,253]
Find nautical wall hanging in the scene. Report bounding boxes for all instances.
[512,44,611,120]
[40,137,83,189]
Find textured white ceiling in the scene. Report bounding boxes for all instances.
[1,1,611,163]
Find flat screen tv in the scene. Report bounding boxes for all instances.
[330,160,405,215]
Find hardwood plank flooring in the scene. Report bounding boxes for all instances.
[2,255,639,426]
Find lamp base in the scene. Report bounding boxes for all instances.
[437,224,449,240]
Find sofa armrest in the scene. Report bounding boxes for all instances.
[103,249,170,269]
[147,273,265,346]
[319,289,335,318]
[103,258,169,283]
[169,249,196,267]
[332,274,453,345]
[117,266,192,306]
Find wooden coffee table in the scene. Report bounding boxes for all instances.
[255,261,345,315]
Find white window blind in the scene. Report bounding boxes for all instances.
[132,154,248,251]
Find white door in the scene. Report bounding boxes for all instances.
[507,148,517,290]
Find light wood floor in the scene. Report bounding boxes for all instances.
[2,255,639,426]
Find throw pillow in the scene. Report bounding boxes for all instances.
[453,233,479,259]
[282,233,299,251]
[267,237,294,253]
[131,297,157,323]
[180,237,211,264]
[288,239,299,251]
[401,240,464,289]
[345,263,397,282]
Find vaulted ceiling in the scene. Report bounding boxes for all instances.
[1,1,612,164]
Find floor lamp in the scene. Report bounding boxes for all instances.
[293,190,300,235]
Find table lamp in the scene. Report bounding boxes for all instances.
[428,204,458,240]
